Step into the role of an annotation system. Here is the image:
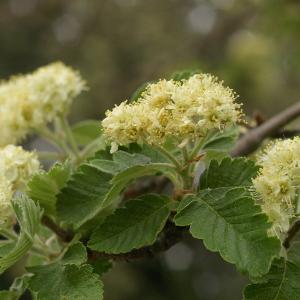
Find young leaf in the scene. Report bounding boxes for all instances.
[199,157,259,190]
[0,195,42,274]
[175,187,280,277]
[88,194,171,253]
[72,120,103,146]
[27,161,71,215]
[244,242,300,300]
[28,263,103,300]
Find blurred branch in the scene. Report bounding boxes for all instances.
[231,101,300,156]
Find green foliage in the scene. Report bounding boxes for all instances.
[0,195,42,274]
[28,241,103,299]
[27,161,72,215]
[89,194,171,253]
[28,264,103,300]
[71,120,103,146]
[176,158,280,277]
[57,160,112,229]
[199,157,259,189]
[175,187,280,277]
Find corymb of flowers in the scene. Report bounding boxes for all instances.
[102,74,243,152]
[0,62,86,146]
[253,137,300,236]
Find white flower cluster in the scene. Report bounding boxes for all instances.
[253,137,300,235]
[0,145,40,225]
[0,62,86,146]
[102,74,242,152]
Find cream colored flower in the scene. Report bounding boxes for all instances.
[253,137,300,235]
[0,62,86,146]
[0,145,40,190]
[102,74,242,151]
[0,179,13,225]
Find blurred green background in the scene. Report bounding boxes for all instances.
[1,0,300,299]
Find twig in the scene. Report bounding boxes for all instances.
[231,101,300,157]
[88,221,188,262]
[283,220,300,249]
[42,216,73,242]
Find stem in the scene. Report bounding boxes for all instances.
[154,145,182,170]
[189,137,205,160]
[0,228,18,240]
[37,127,71,155]
[59,116,80,160]
[181,146,189,165]
[79,137,104,163]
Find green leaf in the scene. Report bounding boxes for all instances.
[27,161,72,215]
[57,161,112,229]
[28,263,103,300]
[202,127,239,152]
[90,258,112,276]
[88,194,171,253]
[244,242,300,300]
[0,195,42,274]
[102,163,179,208]
[62,242,87,266]
[88,150,151,175]
[175,187,280,277]
[72,120,103,146]
[130,81,151,102]
[0,291,19,300]
[170,69,201,81]
[199,157,259,190]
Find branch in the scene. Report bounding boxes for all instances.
[42,216,73,242]
[231,101,300,157]
[88,221,188,262]
[283,220,300,249]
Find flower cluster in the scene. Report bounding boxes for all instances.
[0,145,40,224]
[102,74,242,152]
[0,179,13,225]
[0,62,86,146]
[253,137,300,235]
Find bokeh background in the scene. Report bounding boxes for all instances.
[1,0,300,299]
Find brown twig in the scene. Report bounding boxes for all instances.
[283,220,300,249]
[231,101,300,157]
[87,220,188,262]
[42,216,73,242]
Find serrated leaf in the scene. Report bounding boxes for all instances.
[72,120,103,146]
[90,258,112,276]
[62,242,87,265]
[244,242,300,300]
[0,195,42,274]
[88,194,171,253]
[57,162,112,229]
[175,187,280,277]
[199,157,259,190]
[27,162,71,215]
[28,263,103,300]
